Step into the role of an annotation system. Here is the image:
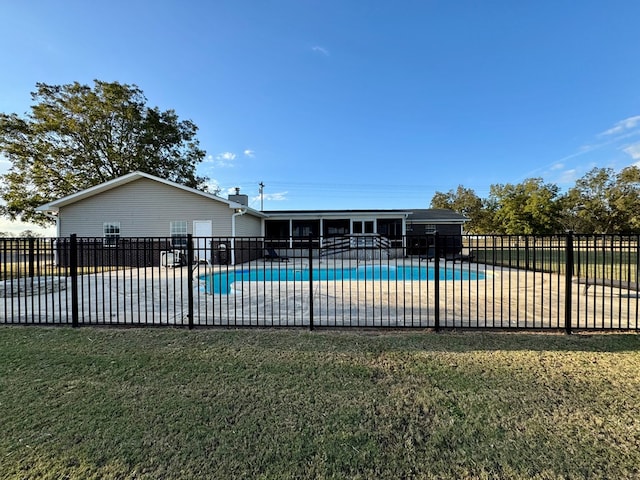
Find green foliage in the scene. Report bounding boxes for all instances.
[489,178,562,234]
[432,180,563,234]
[0,81,208,225]
[431,167,640,234]
[430,185,492,233]
[562,166,640,233]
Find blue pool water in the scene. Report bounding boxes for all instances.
[202,264,484,294]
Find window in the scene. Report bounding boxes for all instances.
[377,219,403,246]
[292,220,319,238]
[103,222,120,247]
[265,220,290,239]
[265,220,290,248]
[352,220,374,234]
[377,219,402,238]
[425,224,436,234]
[323,219,350,237]
[170,221,188,248]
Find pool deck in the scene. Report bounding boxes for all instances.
[2,258,638,329]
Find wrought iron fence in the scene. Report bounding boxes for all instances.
[1,234,639,331]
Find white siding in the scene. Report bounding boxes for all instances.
[58,178,261,238]
[235,214,262,237]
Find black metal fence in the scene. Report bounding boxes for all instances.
[1,234,639,332]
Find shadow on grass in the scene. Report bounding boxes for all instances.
[203,327,640,354]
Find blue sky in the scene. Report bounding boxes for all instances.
[2,0,640,235]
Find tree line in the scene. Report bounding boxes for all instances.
[430,166,640,234]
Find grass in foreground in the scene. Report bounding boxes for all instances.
[1,327,639,479]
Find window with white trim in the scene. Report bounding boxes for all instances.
[170,221,188,248]
[425,224,436,233]
[103,222,120,247]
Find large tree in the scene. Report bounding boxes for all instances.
[561,166,640,233]
[430,185,492,233]
[0,80,207,225]
[488,178,562,234]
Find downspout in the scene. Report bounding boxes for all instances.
[231,208,247,265]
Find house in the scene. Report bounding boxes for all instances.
[37,172,468,264]
[36,172,266,265]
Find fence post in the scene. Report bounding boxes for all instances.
[69,234,79,328]
[434,233,440,332]
[187,234,194,330]
[564,231,574,335]
[309,234,314,331]
[28,237,35,278]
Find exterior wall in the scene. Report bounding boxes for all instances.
[235,214,262,237]
[406,222,462,236]
[57,178,260,238]
[406,223,464,256]
[55,238,172,267]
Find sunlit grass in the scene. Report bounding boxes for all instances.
[1,328,639,479]
[473,247,639,283]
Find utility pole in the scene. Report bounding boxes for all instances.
[259,182,264,211]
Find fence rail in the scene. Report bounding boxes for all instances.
[1,234,639,331]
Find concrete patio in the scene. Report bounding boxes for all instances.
[1,258,638,330]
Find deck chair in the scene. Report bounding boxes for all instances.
[265,248,289,262]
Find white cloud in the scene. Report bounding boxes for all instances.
[204,178,222,195]
[251,191,287,203]
[217,152,236,161]
[204,152,238,168]
[312,46,330,56]
[243,149,255,158]
[556,169,578,184]
[622,143,640,160]
[550,163,564,171]
[599,115,640,137]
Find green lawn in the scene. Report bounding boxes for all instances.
[1,327,639,479]
[472,247,639,283]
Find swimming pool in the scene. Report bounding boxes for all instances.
[201,264,484,294]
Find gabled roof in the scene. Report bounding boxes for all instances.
[36,171,267,217]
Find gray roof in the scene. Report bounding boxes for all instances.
[263,208,468,222]
[407,209,468,222]
[263,209,412,216]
